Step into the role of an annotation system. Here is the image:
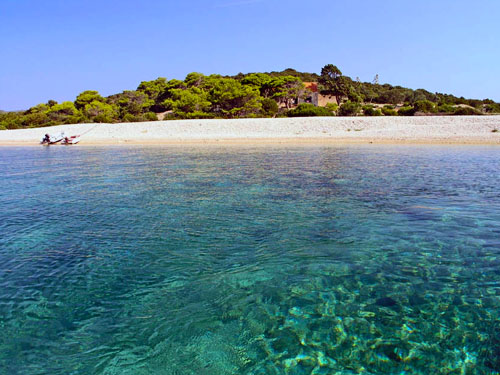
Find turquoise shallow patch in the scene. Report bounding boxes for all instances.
[0,145,499,374]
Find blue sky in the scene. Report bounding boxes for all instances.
[1,0,499,110]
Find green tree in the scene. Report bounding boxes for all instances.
[137,77,168,111]
[163,87,211,115]
[0,112,24,129]
[75,90,105,110]
[23,104,50,127]
[260,98,279,117]
[45,101,81,124]
[108,91,152,118]
[205,76,262,118]
[25,103,49,114]
[137,78,167,100]
[318,64,351,104]
[83,101,117,122]
[241,73,277,98]
[184,72,205,87]
[268,76,304,109]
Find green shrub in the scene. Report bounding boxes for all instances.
[363,107,382,116]
[122,113,139,122]
[287,103,333,117]
[466,99,483,109]
[325,103,339,114]
[413,100,436,113]
[381,107,397,116]
[437,104,455,113]
[453,107,482,115]
[183,111,215,119]
[485,103,500,113]
[144,112,158,121]
[398,106,416,116]
[261,98,279,117]
[338,101,361,116]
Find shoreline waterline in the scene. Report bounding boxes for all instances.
[1,137,500,146]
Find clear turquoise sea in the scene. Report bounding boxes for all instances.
[1,145,499,374]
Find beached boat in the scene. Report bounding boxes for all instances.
[40,132,65,145]
[61,135,81,145]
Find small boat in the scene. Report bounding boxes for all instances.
[61,135,81,145]
[41,132,65,145]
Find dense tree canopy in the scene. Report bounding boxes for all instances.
[1,64,498,130]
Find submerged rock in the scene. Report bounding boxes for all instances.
[408,294,426,306]
[376,297,397,307]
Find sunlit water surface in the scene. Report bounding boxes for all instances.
[1,145,499,375]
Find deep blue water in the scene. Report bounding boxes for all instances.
[0,145,499,374]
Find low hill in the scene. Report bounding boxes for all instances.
[1,64,499,130]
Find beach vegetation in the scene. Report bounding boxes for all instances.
[453,107,482,115]
[108,91,152,119]
[485,103,500,113]
[287,103,332,117]
[0,111,24,129]
[182,111,216,119]
[75,90,106,110]
[318,65,352,105]
[260,98,279,117]
[338,101,361,116]
[164,88,211,115]
[364,108,383,116]
[137,77,168,105]
[398,106,416,116]
[413,100,437,113]
[205,76,262,118]
[46,102,81,124]
[381,105,397,116]
[324,103,338,114]
[1,64,499,129]
[363,107,382,116]
[437,104,455,113]
[143,112,158,121]
[83,101,117,123]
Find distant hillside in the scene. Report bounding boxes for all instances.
[1,64,499,130]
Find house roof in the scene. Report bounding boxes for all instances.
[303,82,318,93]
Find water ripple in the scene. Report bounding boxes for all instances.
[0,145,499,374]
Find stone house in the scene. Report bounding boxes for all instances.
[299,82,338,107]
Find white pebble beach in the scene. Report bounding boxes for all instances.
[0,116,499,145]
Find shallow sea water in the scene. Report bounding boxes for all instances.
[0,145,499,374]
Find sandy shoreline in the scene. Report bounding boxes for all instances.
[0,116,499,146]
